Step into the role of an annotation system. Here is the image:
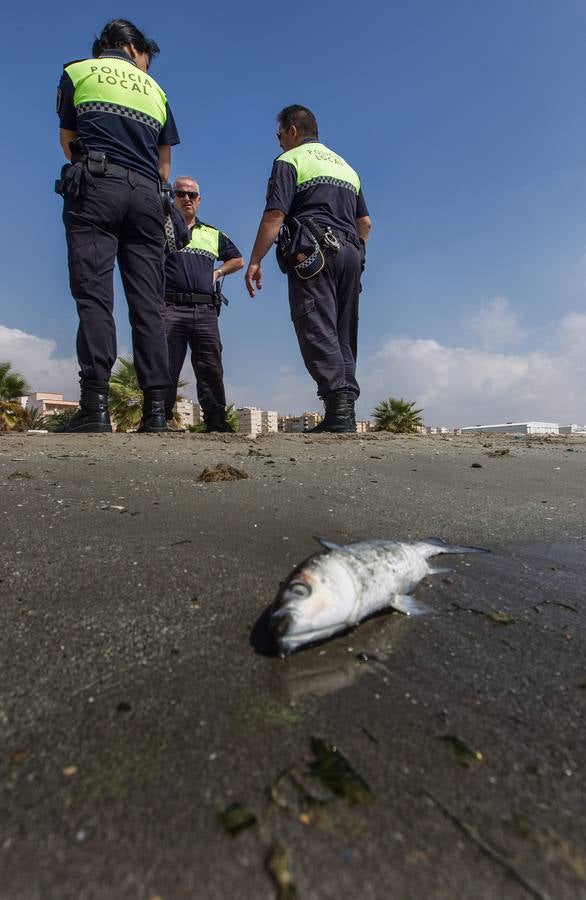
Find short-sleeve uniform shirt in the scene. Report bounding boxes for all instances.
[165,219,241,294]
[265,139,369,235]
[57,49,180,182]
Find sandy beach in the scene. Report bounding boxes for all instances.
[1,431,585,899]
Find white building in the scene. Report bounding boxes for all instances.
[261,410,278,433]
[461,422,559,435]
[24,392,78,416]
[559,424,586,434]
[279,412,322,432]
[237,406,263,435]
[175,399,201,428]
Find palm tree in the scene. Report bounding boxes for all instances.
[226,404,239,432]
[109,357,187,432]
[373,397,424,433]
[20,407,49,431]
[0,361,30,401]
[0,361,29,431]
[109,357,144,432]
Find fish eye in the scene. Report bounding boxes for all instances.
[286,581,311,598]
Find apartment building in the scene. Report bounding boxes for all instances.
[261,410,278,433]
[25,392,78,416]
[237,407,263,435]
[279,412,323,432]
[174,399,202,428]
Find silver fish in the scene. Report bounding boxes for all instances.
[270,537,488,656]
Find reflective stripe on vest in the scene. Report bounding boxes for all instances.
[181,223,220,260]
[277,142,361,195]
[65,57,168,132]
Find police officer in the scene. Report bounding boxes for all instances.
[56,19,180,433]
[245,105,372,432]
[164,176,243,432]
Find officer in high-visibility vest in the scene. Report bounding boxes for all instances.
[163,176,243,432]
[245,105,372,432]
[55,19,180,433]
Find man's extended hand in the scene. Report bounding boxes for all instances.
[245,262,262,298]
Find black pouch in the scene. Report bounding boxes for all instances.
[55,162,94,199]
[54,163,71,196]
[286,218,326,280]
[276,223,291,273]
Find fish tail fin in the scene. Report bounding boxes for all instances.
[390,595,428,616]
[422,538,490,555]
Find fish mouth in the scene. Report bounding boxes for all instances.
[269,609,295,654]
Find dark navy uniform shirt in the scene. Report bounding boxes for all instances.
[57,49,180,183]
[265,139,369,235]
[165,219,241,294]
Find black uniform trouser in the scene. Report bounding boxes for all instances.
[163,302,226,419]
[287,239,361,399]
[63,170,170,391]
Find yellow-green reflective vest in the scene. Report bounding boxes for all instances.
[182,222,220,260]
[64,57,168,132]
[277,142,361,195]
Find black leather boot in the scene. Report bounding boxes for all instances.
[204,408,235,433]
[137,389,168,433]
[347,396,356,432]
[308,391,353,433]
[55,380,112,433]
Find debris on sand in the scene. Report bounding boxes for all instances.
[197,464,249,482]
[266,843,298,899]
[440,734,483,766]
[308,737,373,804]
[219,803,257,836]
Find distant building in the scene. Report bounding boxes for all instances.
[261,410,278,433]
[355,420,371,433]
[175,399,201,428]
[237,406,263,435]
[279,412,323,433]
[559,424,586,435]
[25,392,78,416]
[461,422,559,435]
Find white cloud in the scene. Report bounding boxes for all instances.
[465,296,523,349]
[3,305,586,427]
[0,325,79,398]
[359,310,586,426]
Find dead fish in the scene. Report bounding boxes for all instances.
[270,537,488,656]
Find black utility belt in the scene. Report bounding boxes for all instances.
[72,153,157,188]
[329,229,360,250]
[165,292,215,306]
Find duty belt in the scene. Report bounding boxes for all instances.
[71,153,157,189]
[165,292,215,305]
[330,229,360,250]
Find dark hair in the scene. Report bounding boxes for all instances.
[92,19,160,60]
[278,105,318,140]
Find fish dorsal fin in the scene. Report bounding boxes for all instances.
[313,535,342,552]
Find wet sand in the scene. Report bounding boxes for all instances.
[1,431,585,899]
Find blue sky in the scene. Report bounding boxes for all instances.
[1,0,585,425]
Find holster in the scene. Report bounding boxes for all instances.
[54,139,99,199]
[213,281,229,317]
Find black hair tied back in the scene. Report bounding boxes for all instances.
[92,19,160,59]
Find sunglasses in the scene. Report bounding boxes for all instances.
[175,190,199,199]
